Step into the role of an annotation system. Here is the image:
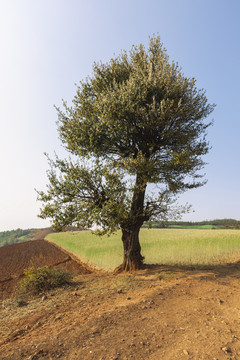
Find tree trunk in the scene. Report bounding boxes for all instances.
[121,227,145,271]
[115,172,147,272]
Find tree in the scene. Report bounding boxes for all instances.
[37,35,215,271]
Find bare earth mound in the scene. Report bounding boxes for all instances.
[0,239,91,299]
[2,241,240,359]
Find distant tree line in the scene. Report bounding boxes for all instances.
[143,219,240,229]
[0,229,33,247]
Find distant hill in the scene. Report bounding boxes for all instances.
[0,226,81,247]
[142,219,240,229]
[0,228,52,247]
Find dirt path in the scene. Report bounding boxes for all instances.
[1,260,240,359]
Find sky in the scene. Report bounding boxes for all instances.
[0,0,239,231]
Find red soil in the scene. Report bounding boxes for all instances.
[2,239,240,359]
[0,239,91,299]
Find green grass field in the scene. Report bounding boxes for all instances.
[46,229,240,271]
[168,224,219,229]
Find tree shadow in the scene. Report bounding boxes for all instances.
[131,261,240,282]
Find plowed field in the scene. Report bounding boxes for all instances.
[0,240,91,298]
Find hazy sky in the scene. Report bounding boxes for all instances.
[0,0,239,231]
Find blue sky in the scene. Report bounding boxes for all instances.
[0,0,239,231]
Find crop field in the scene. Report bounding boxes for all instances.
[46,228,240,271]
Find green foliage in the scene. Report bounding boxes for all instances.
[17,266,73,296]
[37,157,128,233]
[0,228,33,247]
[37,35,214,235]
[143,219,240,229]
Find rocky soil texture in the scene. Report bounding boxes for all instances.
[1,240,240,359]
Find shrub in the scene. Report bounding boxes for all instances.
[18,265,73,296]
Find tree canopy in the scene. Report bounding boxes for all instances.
[37,35,215,271]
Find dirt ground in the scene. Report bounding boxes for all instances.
[0,239,91,299]
[1,241,240,359]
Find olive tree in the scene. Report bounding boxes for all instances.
[37,35,214,271]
